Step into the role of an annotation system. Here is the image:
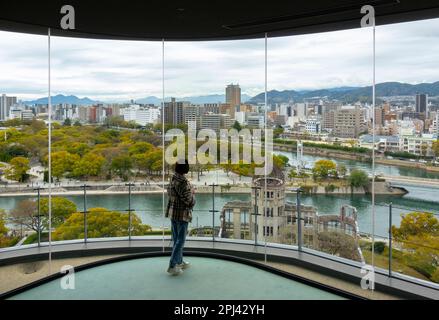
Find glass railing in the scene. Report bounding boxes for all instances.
[1,178,439,291]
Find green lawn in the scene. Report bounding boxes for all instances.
[360,242,430,281]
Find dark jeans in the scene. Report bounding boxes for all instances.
[169,219,188,268]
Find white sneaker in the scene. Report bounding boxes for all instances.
[167,266,183,276]
[176,261,191,269]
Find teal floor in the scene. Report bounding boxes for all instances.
[9,257,346,300]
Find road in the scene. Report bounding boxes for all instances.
[383,175,439,188]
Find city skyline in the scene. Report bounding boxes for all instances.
[1,17,439,102]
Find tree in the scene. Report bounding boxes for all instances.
[11,197,77,233]
[391,212,439,282]
[273,125,284,138]
[288,169,298,180]
[40,197,77,227]
[431,140,439,159]
[52,208,151,240]
[348,169,369,188]
[392,212,439,241]
[273,154,289,169]
[29,119,46,133]
[48,151,80,179]
[73,120,82,126]
[128,142,153,155]
[318,231,361,261]
[346,139,357,148]
[72,153,105,178]
[111,154,133,181]
[0,212,7,235]
[337,164,347,178]
[0,211,18,248]
[10,199,38,237]
[232,121,242,131]
[0,143,29,162]
[5,156,30,182]
[420,142,428,157]
[312,159,336,179]
[63,118,72,126]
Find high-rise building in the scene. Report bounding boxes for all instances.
[183,104,202,129]
[225,84,241,118]
[295,103,307,120]
[333,106,365,138]
[163,98,188,125]
[239,104,254,113]
[322,109,336,132]
[316,104,323,115]
[200,112,232,132]
[219,103,238,119]
[203,103,220,114]
[416,93,427,113]
[374,106,385,127]
[0,94,17,121]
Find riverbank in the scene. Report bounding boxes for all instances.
[273,143,439,173]
[0,181,407,197]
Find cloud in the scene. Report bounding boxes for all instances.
[1,17,439,102]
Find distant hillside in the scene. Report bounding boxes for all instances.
[249,81,439,104]
[24,94,98,105]
[137,94,252,105]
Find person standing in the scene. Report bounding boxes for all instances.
[166,159,195,275]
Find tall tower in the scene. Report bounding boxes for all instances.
[416,93,427,114]
[225,84,241,118]
[163,98,187,125]
[0,94,17,121]
[251,177,285,243]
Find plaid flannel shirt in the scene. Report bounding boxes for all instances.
[165,173,195,222]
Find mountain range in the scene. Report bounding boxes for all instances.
[24,93,253,106]
[249,81,439,104]
[23,94,99,105]
[22,81,439,106]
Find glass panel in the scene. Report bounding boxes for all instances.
[264,21,374,268]
[371,18,439,287]
[45,35,162,243]
[162,38,265,247]
[0,30,51,291]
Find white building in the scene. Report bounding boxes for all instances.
[295,103,307,121]
[21,110,34,121]
[122,105,160,126]
[359,135,400,153]
[429,112,439,135]
[234,111,246,125]
[305,118,321,133]
[247,115,264,129]
[400,133,436,157]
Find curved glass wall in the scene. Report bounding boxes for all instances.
[1,11,439,297]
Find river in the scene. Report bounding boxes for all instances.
[1,183,438,238]
[275,150,439,179]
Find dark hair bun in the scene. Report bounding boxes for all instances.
[175,159,189,174]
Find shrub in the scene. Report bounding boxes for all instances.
[374,241,386,254]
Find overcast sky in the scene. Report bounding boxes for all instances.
[0,17,439,102]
